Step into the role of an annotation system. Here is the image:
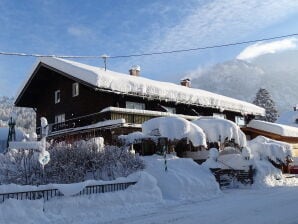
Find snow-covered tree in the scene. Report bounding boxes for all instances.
[253,88,279,122]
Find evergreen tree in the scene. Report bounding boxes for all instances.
[253,88,279,122]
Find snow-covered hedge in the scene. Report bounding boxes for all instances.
[0,141,144,185]
[142,117,207,147]
[192,116,247,147]
[248,136,292,165]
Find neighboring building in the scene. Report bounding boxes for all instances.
[276,105,298,128]
[14,57,265,143]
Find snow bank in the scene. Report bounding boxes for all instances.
[247,119,298,137]
[142,117,207,147]
[192,117,246,147]
[248,136,292,164]
[0,171,164,224]
[143,155,220,201]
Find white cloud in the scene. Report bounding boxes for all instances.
[67,26,94,39]
[237,38,298,61]
[119,0,298,77]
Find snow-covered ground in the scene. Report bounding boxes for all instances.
[1,155,298,224]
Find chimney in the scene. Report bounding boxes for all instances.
[180,78,191,87]
[129,65,141,76]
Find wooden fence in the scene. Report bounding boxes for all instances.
[0,181,136,203]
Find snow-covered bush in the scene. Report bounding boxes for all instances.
[0,141,144,185]
[248,136,292,165]
[192,116,246,148]
[142,117,207,147]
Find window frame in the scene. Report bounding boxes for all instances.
[72,82,79,97]
[213,113,226,119]
[54,90,60,104]
[55,114,65,124]
[125,101,145,110]
[235,116,245,126]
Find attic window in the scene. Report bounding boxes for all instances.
[55,90,60,104]
[72,82,79,97]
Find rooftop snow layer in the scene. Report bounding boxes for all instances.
[247,120,298,137]
[16,57,265,116]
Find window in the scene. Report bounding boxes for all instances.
[235,116,245,126]
[213,113,226,119]
[72,82,79,97]
[162,106,176,114]
[55,114,65,123]
[55,90,60,104]
[126,101,145,110]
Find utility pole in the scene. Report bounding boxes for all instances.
[101,54,109,71]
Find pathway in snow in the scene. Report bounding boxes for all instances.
[104,187,298,224]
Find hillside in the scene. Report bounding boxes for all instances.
[187,51,298,112]
[0,96,35,133]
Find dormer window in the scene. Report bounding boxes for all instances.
[72,82,79,97]
[55,90,60,104]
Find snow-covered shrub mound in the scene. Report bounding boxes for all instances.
[143,155,220,201]
[142,117,207,147]
[192,116,246,147]
[248,136,292,165]
[253,160,284,187]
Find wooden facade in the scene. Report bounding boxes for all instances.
[15,61,257,144]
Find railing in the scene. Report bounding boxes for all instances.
[210,166,254,187]
[0,181,136,203]
[36,112,109,136]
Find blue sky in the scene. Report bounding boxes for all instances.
[0,0,298,97]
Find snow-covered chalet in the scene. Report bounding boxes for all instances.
[14,57,265,144]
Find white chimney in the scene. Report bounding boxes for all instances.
[129,65,141,76]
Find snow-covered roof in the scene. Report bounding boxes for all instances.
[247,120,298,137]
[276,110,298,128]
[16,57,265,116]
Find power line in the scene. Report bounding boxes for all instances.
[0,33,297,59]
